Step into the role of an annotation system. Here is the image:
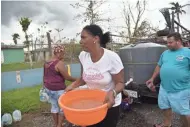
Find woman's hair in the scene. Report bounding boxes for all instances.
[53,45,65,54]
[83,24,111,48]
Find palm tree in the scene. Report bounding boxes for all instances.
[19,17,32,49]
[19,17,33,68]
[170,2,190,32]
[12,33,20,45]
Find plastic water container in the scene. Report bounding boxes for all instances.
[12,110,22,122]
[2,113,12,126]
[39,88,49,102]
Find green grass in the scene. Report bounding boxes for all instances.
[1,62,44,72]
[1,85,46,114]
[1,81,71,114]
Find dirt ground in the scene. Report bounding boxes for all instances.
[10,97,181,127]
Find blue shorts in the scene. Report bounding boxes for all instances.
[45,88,65,114]
[158,85,190,115]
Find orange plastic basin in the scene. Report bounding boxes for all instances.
[58,89,108,126]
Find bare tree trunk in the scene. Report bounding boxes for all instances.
[28,48,33,69]
[122,0,146,43]
[31,37,34,51]
[47,32,52,57]
[133,0,146,37]
[177,13,180,33]
[171,11,175,32]
[25,32,33,69]
[123,3,132,43]
[90,0,94,24]
[127,14,131,39]
[177,13,183,33]
[34,38,37,61]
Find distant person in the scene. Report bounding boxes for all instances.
[146,32,190,127]
[43,45,76,127]
[66,24,124,127]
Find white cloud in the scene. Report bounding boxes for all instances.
[1,0,190,45]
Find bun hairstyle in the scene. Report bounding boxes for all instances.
[83,24,111,48]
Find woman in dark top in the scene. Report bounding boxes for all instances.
[43,45,76,127]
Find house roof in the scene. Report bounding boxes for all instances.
[1,44,26,49]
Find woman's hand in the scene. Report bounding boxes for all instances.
[104,90,115,109]
[65,85,73,92]
[65,82,76,92]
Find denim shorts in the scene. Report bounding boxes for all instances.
[45,88,65,114]
[158,85,190,115]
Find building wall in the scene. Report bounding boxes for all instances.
[1,63,81,91]
[1,68,43,91]
[2,48,25,64]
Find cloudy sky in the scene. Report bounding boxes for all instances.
[1,0,190,45]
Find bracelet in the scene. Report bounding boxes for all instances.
[112,89,117,98]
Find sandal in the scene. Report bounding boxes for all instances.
[153,123,172,127]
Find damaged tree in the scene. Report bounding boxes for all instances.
[169,2,190,33]
[19,17,33,68]
[121,0,158,43]
[71,0,110,25]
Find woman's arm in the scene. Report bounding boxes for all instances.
[112,69,125,95]
[104,69,125,108]
[56,61,76,82]
[104,52,125,108]
[65,63,86,91]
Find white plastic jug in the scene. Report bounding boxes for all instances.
[39,88,49,102]
[12,110,22,122]
[2,113,12,126]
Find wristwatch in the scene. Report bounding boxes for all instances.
[112,89,117,98]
